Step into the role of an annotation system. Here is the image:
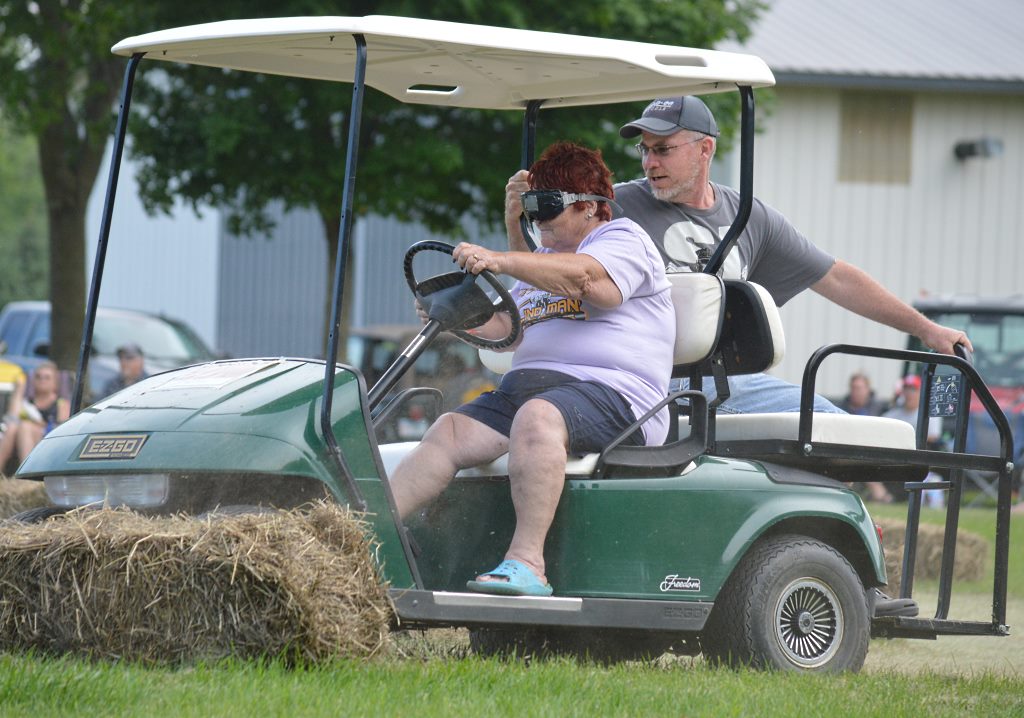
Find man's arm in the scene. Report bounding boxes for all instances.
[504,170,532,253]
[811,260,972,354]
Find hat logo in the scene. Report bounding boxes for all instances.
[646,99,677,113]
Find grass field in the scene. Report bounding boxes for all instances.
[1,507,1020,717]
[1,652,1022,718]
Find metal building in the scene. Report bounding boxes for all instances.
[717,0,1024,399]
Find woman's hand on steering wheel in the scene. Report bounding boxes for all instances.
[453,242,502,275]
[403,240,521,350]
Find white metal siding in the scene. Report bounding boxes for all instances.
[216,204,327,359]
[746,88,1024,400]
[86,146,220,350]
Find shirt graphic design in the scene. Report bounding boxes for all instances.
[517,286,586,328]
[662,219,746,279]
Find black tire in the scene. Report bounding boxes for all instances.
[7,506,68,523]
[469,626,675,665]
[701,534,870,673]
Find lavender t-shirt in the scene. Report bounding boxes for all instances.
[509,218,675,445]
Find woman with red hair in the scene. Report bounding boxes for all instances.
[390,141,674,596]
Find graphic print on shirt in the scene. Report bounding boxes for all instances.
[517,286,587,328]
[663,219,745,279]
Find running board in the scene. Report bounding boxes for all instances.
[390,589,712,632]
[872,616,1010,640]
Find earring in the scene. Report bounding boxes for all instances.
[585,212,593,219]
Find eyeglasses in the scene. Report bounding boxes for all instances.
[520,189,611,222]
[634,136,705,158]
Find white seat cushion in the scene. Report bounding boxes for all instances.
[746,282,786,370]
[378,441,600,478]
[669,272,725,366]
[713,413,917,450]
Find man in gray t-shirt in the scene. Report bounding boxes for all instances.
[504,96,971,415]
[614,177,831,307]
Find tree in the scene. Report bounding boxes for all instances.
[127,0,763,351]
[0,0,762,369]
[0,1,233,369]
[0,114,47,309]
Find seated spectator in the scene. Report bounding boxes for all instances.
[101,343,149,398]
[883,375,945,508]
[837,371,887,416]
[835,372,891,502]
[0,361,70,474]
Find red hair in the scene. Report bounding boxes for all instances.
[528,141,614,222]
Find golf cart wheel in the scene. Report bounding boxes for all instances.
[469,626,673,664]
[7,506,68,523]
[701,534,869,673]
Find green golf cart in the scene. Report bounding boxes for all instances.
[14,16,1013,672]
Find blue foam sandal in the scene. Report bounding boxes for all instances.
[466,559,553,597]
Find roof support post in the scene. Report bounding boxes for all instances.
[72,53,144,414]
[704,85,754,276]
[517,99,544,251]
[320,34,368,513]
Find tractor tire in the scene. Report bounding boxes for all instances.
[469,626,673,664]
[7,506,68,523]
[701,534,870,673]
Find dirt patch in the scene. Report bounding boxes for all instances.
[865,591,1021,676]
[0,502,393,664]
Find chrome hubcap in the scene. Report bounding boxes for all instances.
[774,578,844,668]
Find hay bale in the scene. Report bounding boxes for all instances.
[877,518,988,594]
[0,502,393,664]
[0,478,51,519]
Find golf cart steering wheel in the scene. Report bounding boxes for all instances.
[403,240,521,350]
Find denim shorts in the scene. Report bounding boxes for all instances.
[455,369,643,454]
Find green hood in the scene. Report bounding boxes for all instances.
[18,359,380,483]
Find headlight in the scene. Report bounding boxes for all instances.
[44,474,170,508]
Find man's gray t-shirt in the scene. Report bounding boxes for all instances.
[613,179,834,306]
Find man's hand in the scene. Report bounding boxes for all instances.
[812,260,973,356]
[505,170,532,252]
[504,170,530,225]
[920,323,973,355]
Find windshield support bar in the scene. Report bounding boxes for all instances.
[704,85,754,276]
[320,35,368,513]
[517,99,544,251]
[72,53,145,414]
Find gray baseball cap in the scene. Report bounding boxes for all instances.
[619,96,720,138]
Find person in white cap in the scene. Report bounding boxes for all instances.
[505,96,971,415]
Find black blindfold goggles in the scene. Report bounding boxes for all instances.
[520,190,619,222]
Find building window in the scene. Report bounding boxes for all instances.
[838,92,912,184]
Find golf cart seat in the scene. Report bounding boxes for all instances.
[482,273,915,451]
[679,277,916,452]
[464,273,918,481]
[684,277,922,484]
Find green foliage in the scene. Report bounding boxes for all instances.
[0,0,765,362]
[128,0,767,241]
[0,1,204,367]
[0,115,47,309]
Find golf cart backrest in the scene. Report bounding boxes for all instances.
[480,273,785,378]
[684,279,785,377]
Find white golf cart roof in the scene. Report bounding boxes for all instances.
[112,15,774,110]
